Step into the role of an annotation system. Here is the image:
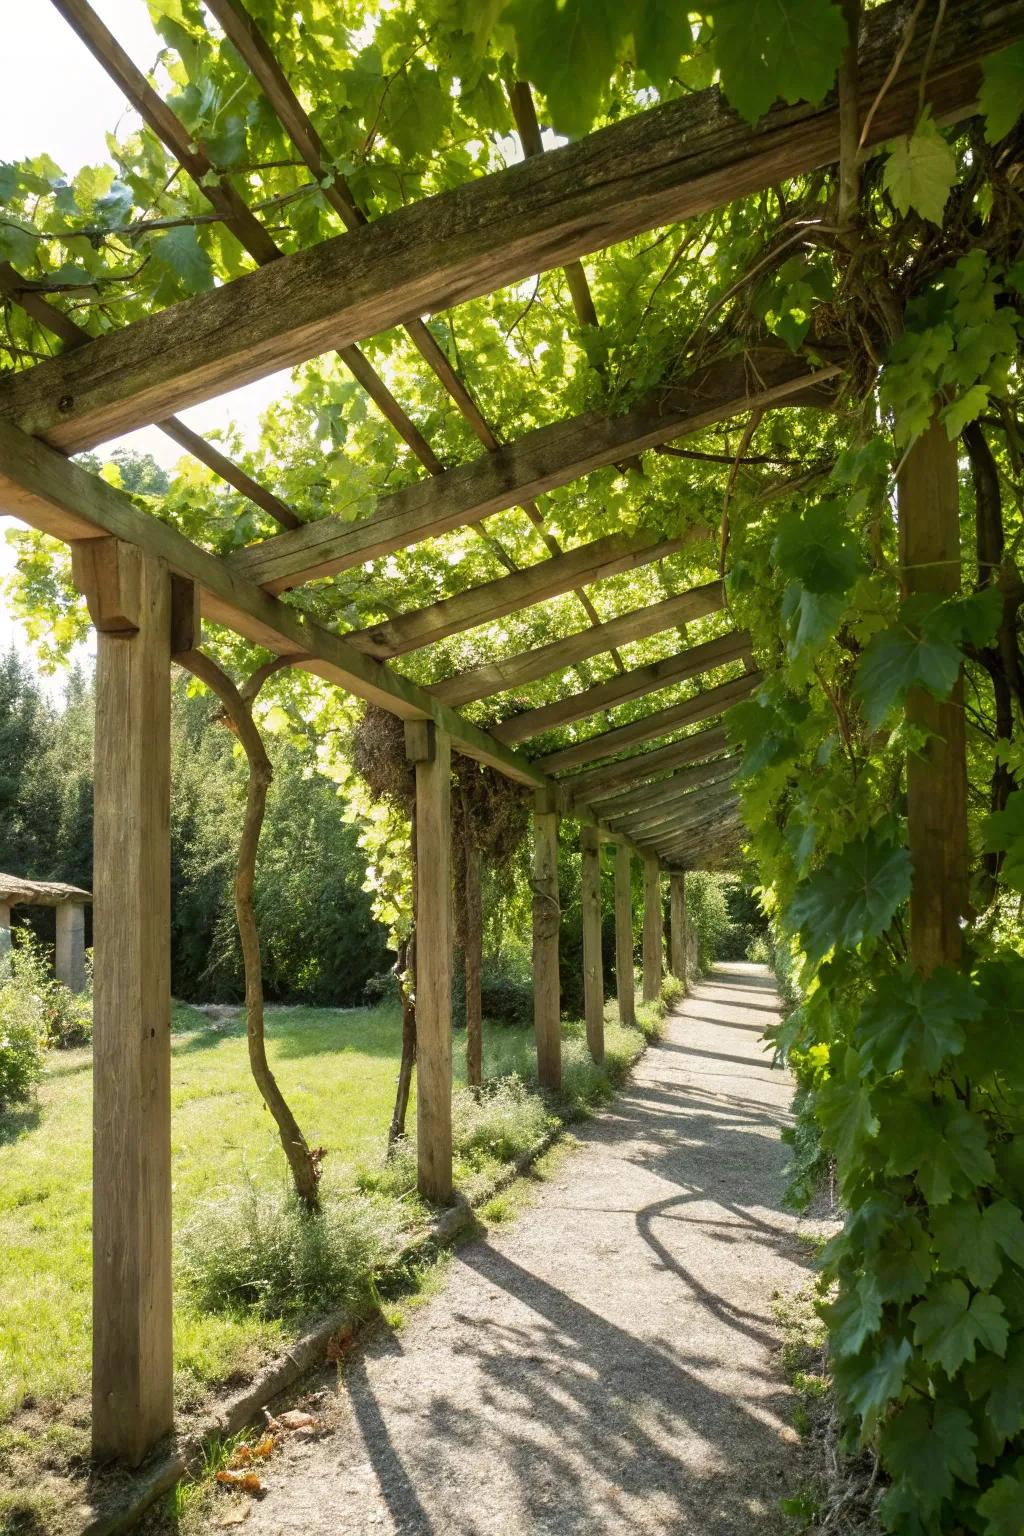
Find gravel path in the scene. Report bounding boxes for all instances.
[218,962,822,1536]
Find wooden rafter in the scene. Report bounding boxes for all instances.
[625,781,743,838]
[562,722,733,803]
[429,581,726,709]
[0,263,302,531]
[491,629,750,743]
[343,528,689,660]
[536,672,759,773]
[595,757,740,817]
[227,350,839,593]
[4,0,1013,450]
[611,774,740,831]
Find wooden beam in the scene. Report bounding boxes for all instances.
[227,349,836,594]
[563,722,731,803]
[658,818,745,863]
[0,420,546,786]
[493,629,749,744]
[405,721,453,1203]
[0,262,302,531]
[642,854,662,1003]
[614,843,635,1027]
[77,539,173,1465]
[343,528,687,659]
[532,789,562,1091]
[637,803,744,851]
[5,0,1013,447]
[431,581,726,710]
[537,671,759,774]
[899,419,967,972]
[618,778,741,836]
[581,826,605,1064]
[592,756,739,816]
[669,872,686,981]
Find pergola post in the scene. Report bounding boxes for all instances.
[669,870,686,982]
[55,902,86,993]
[614,843,635,1027]
[463,837,483,1088]
[642,853,663,1002]
[898,419,967,972]
[580,826,604,1064]
[404,720,453,1204]
[0,900,10,963]
[71,538,173,1467]
[532,787,561,1091]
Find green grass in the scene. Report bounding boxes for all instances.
[0,995,657,1436]
[0,1000,539,1426]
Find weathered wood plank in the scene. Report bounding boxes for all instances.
[669,872,686,981]
[493,629,750,743]
[228,351,836,594]
[590,756,739,815]
[614,843,636,1027]
[532,789,562,1091]
[431,582,726,710]
[344,528,687,659]
[642,854,663,1002]
[78,539,173,1465]
[54,903,86,993]
[406,721,453,1203]
[538,671,759,773]
[899,419,968,972]
[3,0,1013,449]
[618,777,741,836]
[563,722,731,803]
[581,826,605,1064]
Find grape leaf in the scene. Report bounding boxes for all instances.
[884,1100,996,1206]
[773,498,863,594]
[980,41,1024,145]
[816,1047,879,1166]
[853,591,999,727]
[883,115,958,226]
[943,385,991,440]
[978,1474,1024,1536]
[881,1400,978,1513]
[855,967,980,1077]
[633,2,694,90]
[910,1280,1008,1376]
[833,1334,912,1433]
[934,1200,1024,1291]
[147,225,215,294]
[505,0,625,135]
[709,0,848,125]
[966,1335,1024,1447]
[788,834,911,963]
[983,793,1024,894]
[829,1271,883,1356]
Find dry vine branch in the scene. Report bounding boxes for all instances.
[179,649,323,1211]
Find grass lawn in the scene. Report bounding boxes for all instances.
[0,1001,539,1428]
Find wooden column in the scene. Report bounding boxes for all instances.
[614,842,635,1027]
[72,538,173,1466]
[642,853,663,1002]
[0,900,11,963]
[670,871,686,982]
[898,420,968,973]
[55,902,86,993]
[404,721,453,1203]
[532,788,561,1091]
[464,838,483,1088]
[580,826,604,1064]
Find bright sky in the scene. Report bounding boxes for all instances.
[0,1,291,665]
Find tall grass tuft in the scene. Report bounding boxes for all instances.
[177,1180,401,1321]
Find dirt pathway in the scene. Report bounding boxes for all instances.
[220,963,823,1535]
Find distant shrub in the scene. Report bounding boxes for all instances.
[363,969,400,1007]
[746,934,770,964]
[0,930,91,1055]
[0,967,44,1112]
[480,967,533,1026]
[177,1180,400,1321]
[659,973,685,1013]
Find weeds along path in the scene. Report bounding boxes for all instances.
[211,963,826,1535]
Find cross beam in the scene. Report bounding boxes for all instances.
[0,0,1010,449]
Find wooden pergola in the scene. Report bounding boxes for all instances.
[0,873,91,992]
[0,0,1016,1469]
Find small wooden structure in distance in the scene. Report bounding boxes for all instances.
[0,873,92,993]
